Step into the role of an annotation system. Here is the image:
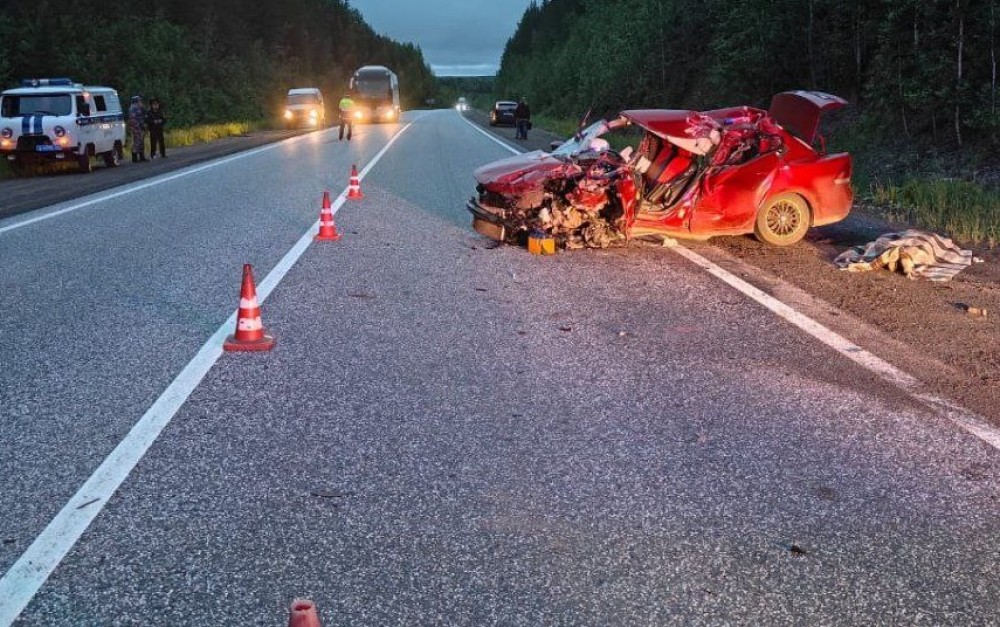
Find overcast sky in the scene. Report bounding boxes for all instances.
[348,0,535,76]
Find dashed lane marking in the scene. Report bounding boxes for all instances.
[462,114,1000,452]
[0,124,413,626]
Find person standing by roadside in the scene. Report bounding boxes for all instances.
[128,95,147,162]
[515,97,531,140]
[146,98,167,159]
[338,93,355,141]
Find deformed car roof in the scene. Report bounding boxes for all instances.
[621,109,720,156]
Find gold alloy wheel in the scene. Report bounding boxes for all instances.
[754,193,810,246]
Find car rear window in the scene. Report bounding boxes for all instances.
[497,102,517,109]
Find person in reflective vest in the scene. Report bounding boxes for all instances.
[338,94,354,141]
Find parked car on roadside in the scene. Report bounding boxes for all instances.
[468,91,853,248]
[0,78,126,175]
[489,101,517,127]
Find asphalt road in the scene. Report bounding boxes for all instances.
[1,110,998,625]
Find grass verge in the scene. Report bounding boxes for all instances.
[163,120,263,148]
[870,178,1000,247]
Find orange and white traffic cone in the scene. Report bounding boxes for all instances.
[346,164,363,200]
[223,264,275,352]
[315,190,341,241]
[288,599,322,627]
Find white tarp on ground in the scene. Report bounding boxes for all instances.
[834,229,977,282]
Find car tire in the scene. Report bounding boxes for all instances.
[78,152,93,174]
[754,193,810,246]
[102,143,123,168]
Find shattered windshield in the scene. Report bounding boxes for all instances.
[551,120,609,158]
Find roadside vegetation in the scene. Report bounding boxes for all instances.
[493,0,1000,245]
[0,1,437,128]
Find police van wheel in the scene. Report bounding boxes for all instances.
[78,153,93,174]
[103,145,122,168]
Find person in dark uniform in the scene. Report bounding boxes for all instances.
[128,95,147,162]
[515,97,531,140]
[146,98,167,159]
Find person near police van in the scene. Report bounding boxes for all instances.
[338,93,354,141]
[146,97,167,159]
[128,95,147,162]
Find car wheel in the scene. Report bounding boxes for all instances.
[78,152,93,174]
[102,144,122,168]
[754,193,810,246]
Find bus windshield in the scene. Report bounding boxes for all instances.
[354,75,391,99]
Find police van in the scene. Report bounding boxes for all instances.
[0,78,126,175]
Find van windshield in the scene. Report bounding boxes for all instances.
[1,94,73,117]
[287,94,320,106]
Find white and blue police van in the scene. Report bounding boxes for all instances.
[0,78,126,175]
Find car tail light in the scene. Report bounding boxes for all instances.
[53,126,66,137]
[1,128,11,139]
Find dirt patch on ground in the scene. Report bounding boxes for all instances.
[466,110,999,422]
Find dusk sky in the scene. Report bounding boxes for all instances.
[348,0,535,76]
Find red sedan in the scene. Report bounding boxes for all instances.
[468,91,853,248]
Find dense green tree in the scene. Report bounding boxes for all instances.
[496,0,999,153]
[0,0,437,126]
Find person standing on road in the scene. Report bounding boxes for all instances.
[338,93,355,141]
[515,97,531,140]
[146,98,167,159]
[128,95,147,162]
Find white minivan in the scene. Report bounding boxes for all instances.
[283,88,326,129]
[0,78,126,175]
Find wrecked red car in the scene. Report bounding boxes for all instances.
[467,91,853,248]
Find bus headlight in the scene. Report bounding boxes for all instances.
[309,109,318,118]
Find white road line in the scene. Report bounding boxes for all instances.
[461,114,524,155]
[464,115,1000,452]
[0,123,413,626]
[0,130,322,236]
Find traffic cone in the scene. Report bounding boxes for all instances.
[287,599,321,627]
[315,190,341,241]
[346,164,363,200]
[223,264,276,352]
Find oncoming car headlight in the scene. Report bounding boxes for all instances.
[1,128,12,139]
[53,126,66,138]
[353,110,363,120]
[284,109,293,120]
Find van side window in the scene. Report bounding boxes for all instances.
[75,95,90,116]
[93,95,107,112]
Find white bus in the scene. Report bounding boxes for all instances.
[349,66,400,123]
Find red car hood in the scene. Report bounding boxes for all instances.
[473,150,567,192]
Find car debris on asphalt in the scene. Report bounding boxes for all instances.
[833,229,979,282]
